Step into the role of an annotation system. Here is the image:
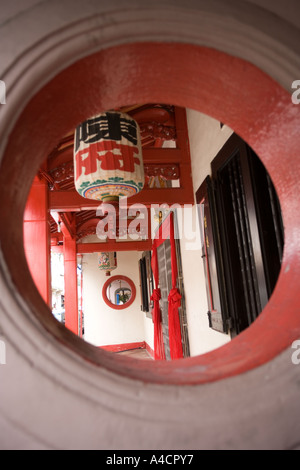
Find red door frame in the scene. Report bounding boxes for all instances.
[1,42,300,384]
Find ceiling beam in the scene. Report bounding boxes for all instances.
[143,147,182,164]
[49,187,194,212]
[51,239,152,255]
[77,240,152,253]
[51,240,152,254]
[48,146,182,171]
[60,213,76,239]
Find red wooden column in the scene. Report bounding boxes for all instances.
[23,176,51,306]
[62,220,79,335]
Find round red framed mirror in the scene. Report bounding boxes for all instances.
[102,275,136,310]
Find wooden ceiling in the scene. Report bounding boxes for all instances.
[39,104,194,250]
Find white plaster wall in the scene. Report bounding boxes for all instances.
[187,110,234,193]
[82,250,144,347]
[142,315,154,352]
[178,110,234,356]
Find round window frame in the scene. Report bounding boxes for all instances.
[102,275,136,310]
[0,42,299,386]
[0,2,299,451]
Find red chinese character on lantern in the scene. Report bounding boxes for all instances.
[75,141,141,180]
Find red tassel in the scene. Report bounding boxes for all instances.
[168,288,184,359]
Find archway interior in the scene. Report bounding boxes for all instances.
[27,102,284,362]
[1,42,299,384]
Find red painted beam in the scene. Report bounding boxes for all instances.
[50,190,100,211]
[77,240,152,253]
[60,213,76,239]
[49,187,194,211]
[51,245,63,253]
[51,240,152,253]
[48,146,182,172]
[51,233,63,245]
[143,147,182,164]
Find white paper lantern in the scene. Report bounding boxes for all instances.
[98,252,117,276]
[74,111,144,202]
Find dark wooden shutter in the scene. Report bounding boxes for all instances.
[139,257,149,313]
[139,251,154,317]
[196,177,229,334]
[196,133,284,336]
[247,149,284,298]
[213,146,262,333]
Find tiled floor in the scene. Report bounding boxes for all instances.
[116,348,153,360]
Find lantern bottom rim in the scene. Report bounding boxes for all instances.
[101,196,119,203]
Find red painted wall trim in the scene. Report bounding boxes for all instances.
[99,342,146,353]
[99,342,154,358]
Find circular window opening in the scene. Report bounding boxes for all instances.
[2,43,299,385]
[102,275,136,310]
[24,107,284,363]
